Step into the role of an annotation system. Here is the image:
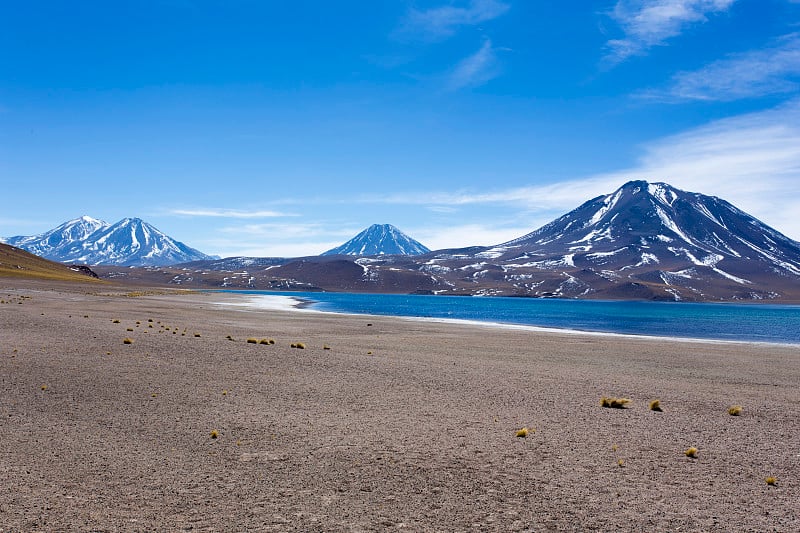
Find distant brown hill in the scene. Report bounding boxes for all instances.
[0,243,102,283]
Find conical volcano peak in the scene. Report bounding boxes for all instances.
[323,224,430,256]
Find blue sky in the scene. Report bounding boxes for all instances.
[2,0,800,257]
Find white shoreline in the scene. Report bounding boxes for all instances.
[213,293,800,347]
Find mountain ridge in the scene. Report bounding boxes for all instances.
[6,216,212,267]
[93,180,800,302]
[10,181,800,302]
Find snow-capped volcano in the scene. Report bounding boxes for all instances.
[459,180,800,299]
[489,180,800,274]
[5,216,109,257]
[6,216,212,266]
[86,182,800,301]
[322,224,430,256]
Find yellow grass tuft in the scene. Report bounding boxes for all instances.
[40,384,48,391]
[112,319,120,323]
[222,390,228,396]
[226,335,235,341]
[515,427,529,438]
[210,429,219,439]
[194,333,201,338]
[728,405,743,416]
[601,396,631,409]
[259,338,272,345]
[649,399,663,412]
[123,338,134,345]
[246,338,258,344]
[684,447,698,458]
[618,459,625,467]
[323,344,331,350]
[765,476,777,486]
[126,328,134,332]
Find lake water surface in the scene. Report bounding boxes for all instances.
[224,291,800,345]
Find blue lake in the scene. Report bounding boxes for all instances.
[224,291,800,345]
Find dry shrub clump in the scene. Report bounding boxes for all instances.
[684,447,698,458]
[123,338,134,345]
[649,399,663,412]
[246,338,258,344]
[601,396,631,409]
[765,476,777,486]
[728,405,743,416]
[515,427,530,438]
[259,338,274,345]
[210,429,219,439]
[291,342,306,349]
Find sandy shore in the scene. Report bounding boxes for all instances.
[1,280,798,531]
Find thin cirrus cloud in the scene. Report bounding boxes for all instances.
[446,39,502,90]
[169,208,294,219]
[605,0,737,64]
[399,0,510,40]
[645,32,800,101]
[193,96,800,255]
[367,98,800,240]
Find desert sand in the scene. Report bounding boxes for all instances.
[1,279,798,531]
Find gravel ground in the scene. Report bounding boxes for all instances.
[1,280,798,531]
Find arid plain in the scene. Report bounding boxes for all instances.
[1,279,798,531]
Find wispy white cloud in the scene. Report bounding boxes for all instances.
[414,223,534,250]
[604,99,800,236]
[182,99,800,255]
[446,39,502,90]
[168,208,294,218]
[359,98,800,242]
[531,99,800,240]
[643,32,800,101]
[218,222,355,239]
[197,238,342,259]
[400,0,510,40]
[207,221,361,257]
[605,0,736,64]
